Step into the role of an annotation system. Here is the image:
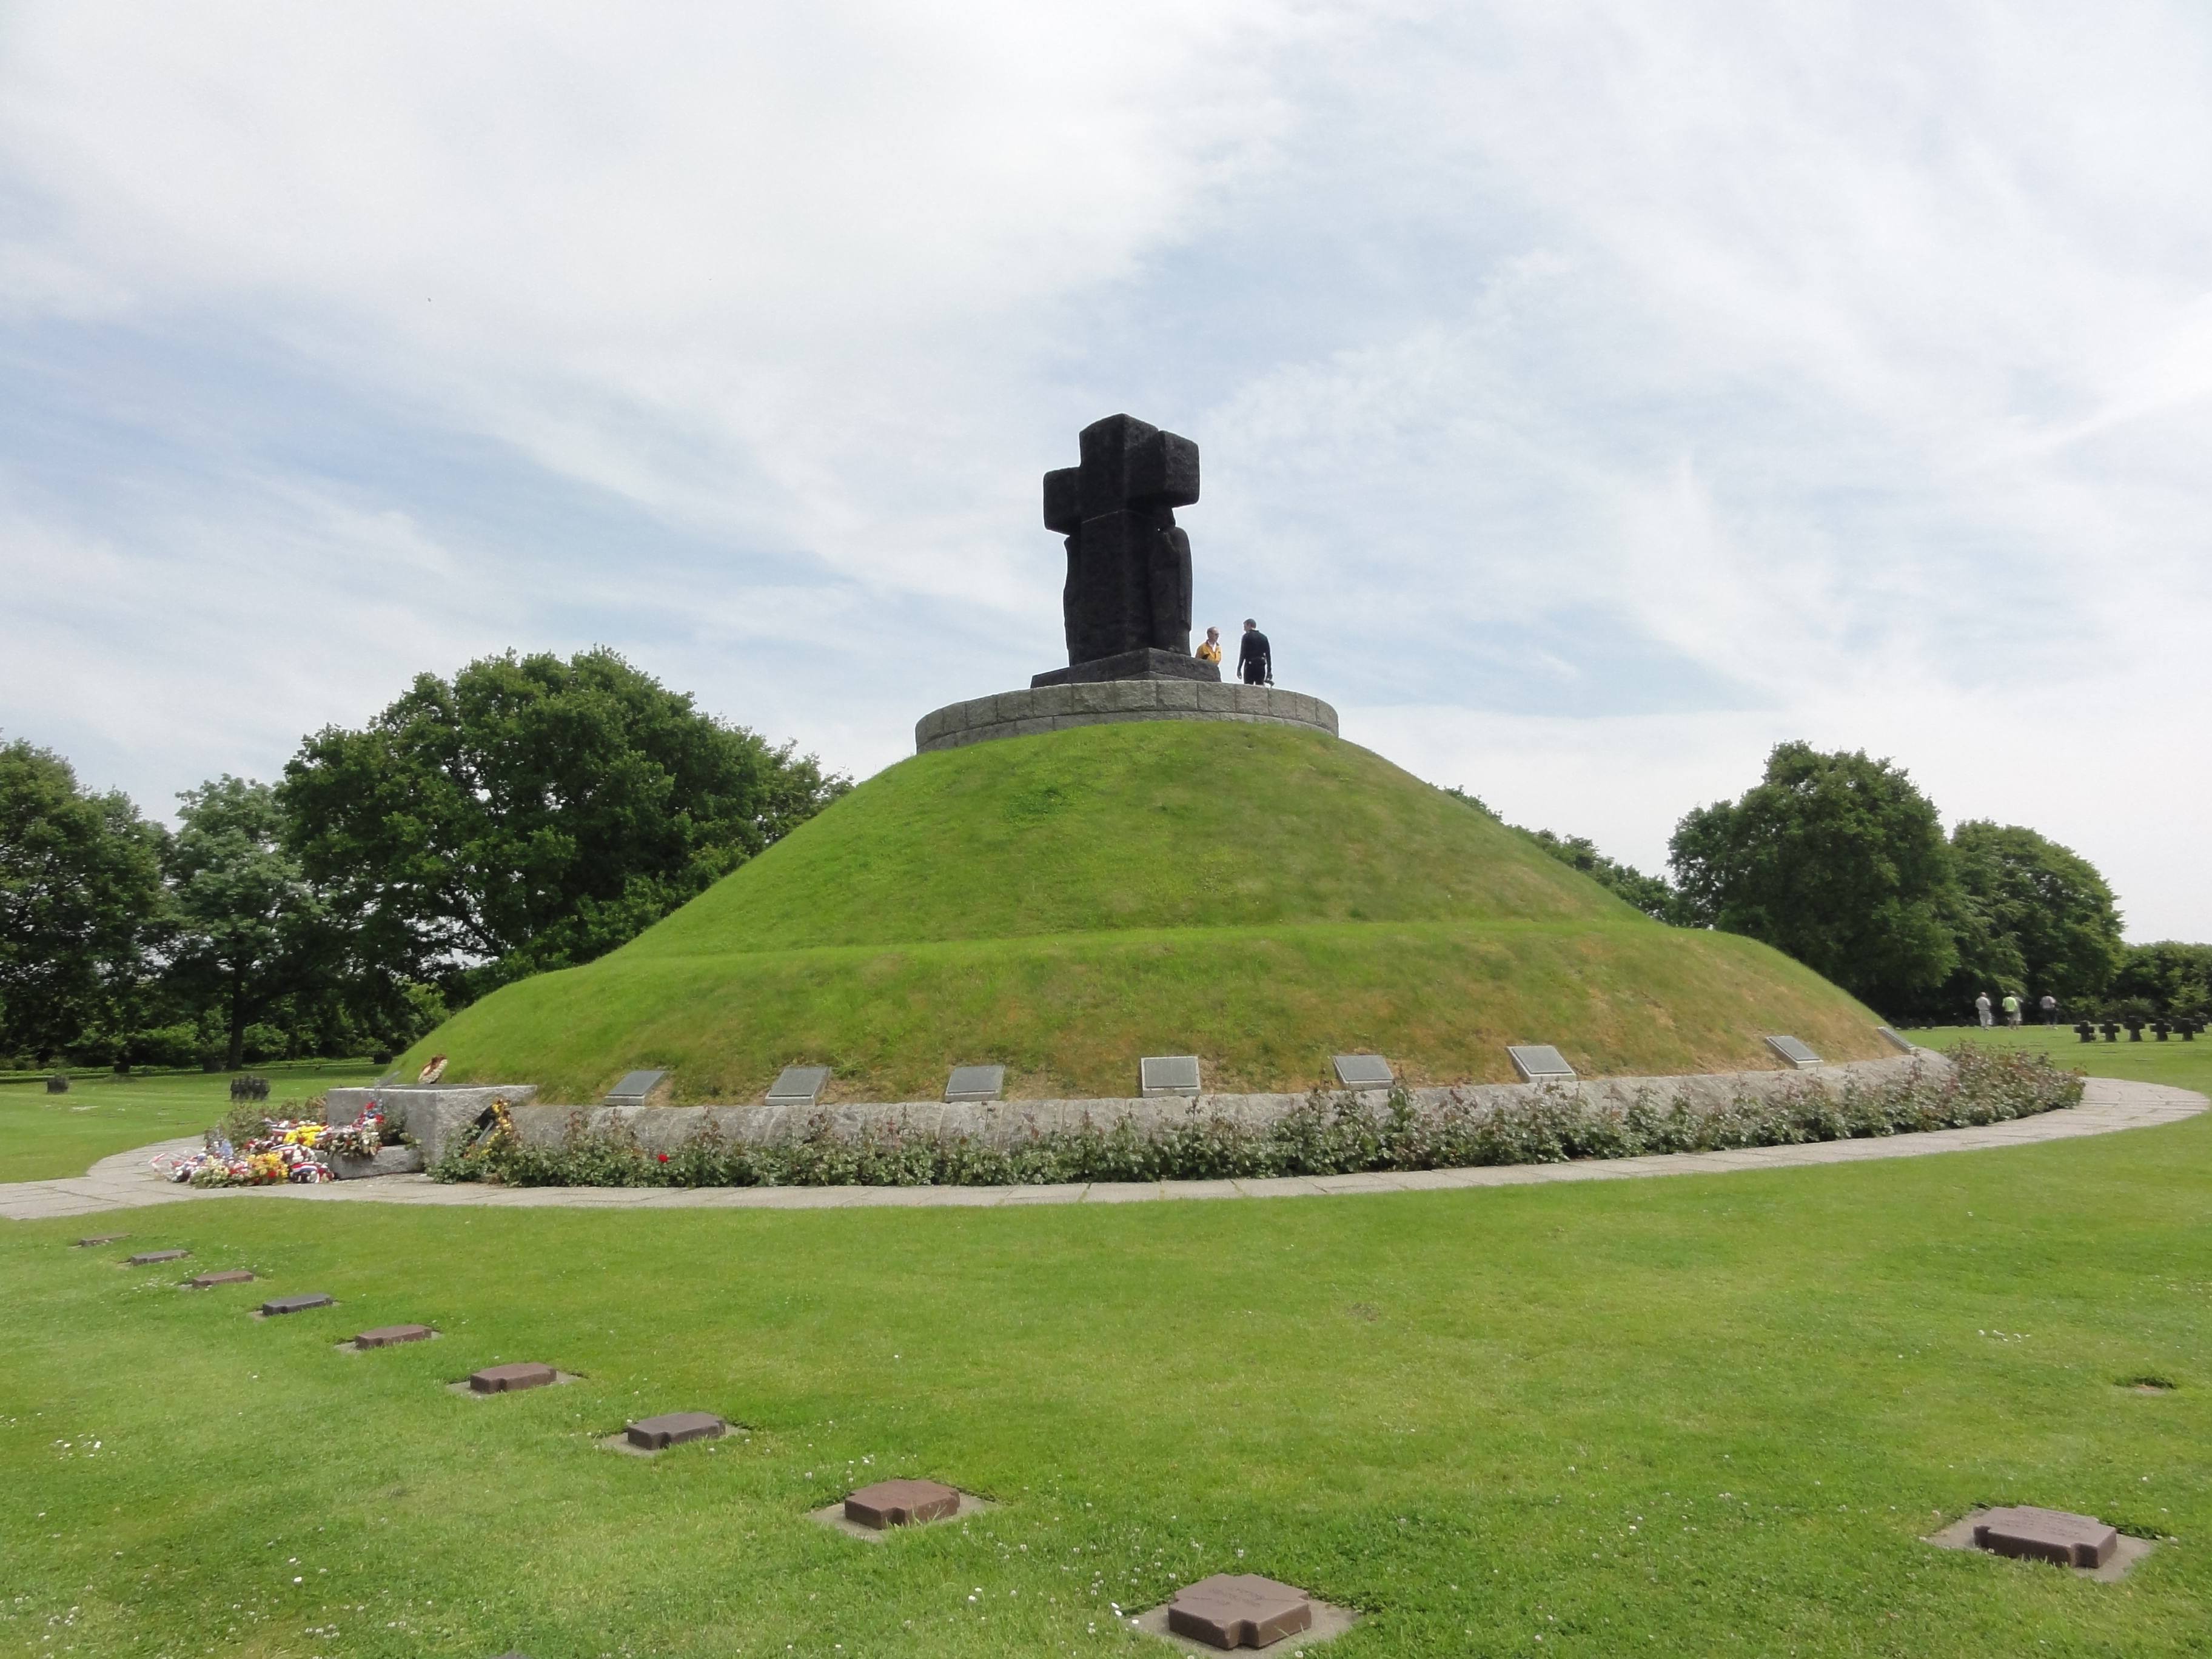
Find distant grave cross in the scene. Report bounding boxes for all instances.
[1042,414,1200,666]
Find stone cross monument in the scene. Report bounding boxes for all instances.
[1031,414,1221,688]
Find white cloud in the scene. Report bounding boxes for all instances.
[1,0,2208,934]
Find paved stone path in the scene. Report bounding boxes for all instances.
[2,1076,2200,1224]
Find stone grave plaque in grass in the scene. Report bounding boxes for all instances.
[602,1069,667,1105]
[73,1234,128,1248]
[469,1362,558,1393]
[354,1324,435,1349]
[1507,1045,1575,1083]
[1876,1025,1914,1053]
[766,1065,831,1106]
[1974,1506,2119,1569]
[625,1412,726,1450]
[1763,1034,1823,1070]
[127,1249,189,1265]
[1166,1575,1313,1649]
[260,1293,335,1316]
[1331,1054,1394,1090]
[1141,1055,1202,1098]
[187,1270,255,1288]
[943,1064,1005,1104]
[845,1478,961,1530]
[1926,1506,2152,1581]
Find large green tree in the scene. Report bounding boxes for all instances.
[0,739,168,1062]
[165,776,326,1071]
[1945,820,2122,1008]
[1668,742,1960,1011]
[281,648,848,997]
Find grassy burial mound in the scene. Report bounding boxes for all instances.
[399,721,1889,1103]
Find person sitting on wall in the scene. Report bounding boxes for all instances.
[1238,618,1272,686]
[1196,626,1222,665]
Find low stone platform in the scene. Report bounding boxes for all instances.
[915,680,1338,754]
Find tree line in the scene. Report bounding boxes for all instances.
[1456,740,2204,1024]
[0,648,846,1071]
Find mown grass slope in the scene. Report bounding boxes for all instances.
[404,722,1889,1102]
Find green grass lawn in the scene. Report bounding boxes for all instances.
[0,1062,381,1184]
[3,1042,2205,1657]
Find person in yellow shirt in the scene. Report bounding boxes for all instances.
[1195,626,1222,666]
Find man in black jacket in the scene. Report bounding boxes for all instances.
[1237,618,1272,686]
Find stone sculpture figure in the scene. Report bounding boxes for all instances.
[1042,414,1202,671]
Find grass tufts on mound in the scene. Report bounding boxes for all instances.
[401,722,1891,1101]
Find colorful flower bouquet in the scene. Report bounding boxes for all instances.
[163,1105,390,1187]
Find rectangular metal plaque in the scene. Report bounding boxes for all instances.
[1332,1054,1395,1090]
[1764,1035,1823,1069]
[943,1065,1005,1103]
[1140,1055,1202,1098]
[1875,1025,1913,1053]
[766,1065,831,1105]
[1507,1045,1576,1082]
[603,1069,668,1104]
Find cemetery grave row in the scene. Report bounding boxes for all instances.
[2074,1019,2202,1043]
[70,1210,2155,1654]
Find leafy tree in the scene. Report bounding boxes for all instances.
[166,776,326,1071]
[1945,821,2122,1009]
[0,739,168,1063]
[281,648,849,999]
[2106,941,2212,1021]
[1669,742,1960,1011]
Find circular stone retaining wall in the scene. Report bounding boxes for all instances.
[915,680,1338,754]
[500,1051,1949,1153]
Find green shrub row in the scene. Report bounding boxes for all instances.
[429,1045,2081,1190]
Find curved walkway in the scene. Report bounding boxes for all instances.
[2,1076,2202,1224]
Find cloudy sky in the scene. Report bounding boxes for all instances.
[5,1,2210,937]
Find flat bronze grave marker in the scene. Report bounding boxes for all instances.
[1167,1575,1313,1649]
[260,1293,335,1315]
[845,1478,961,1529]
[73,1234,128,1248]
[354,1324,435,1349]
[1974,1506,2119,1569]
[127,1249,189,1265]
[470,1362,558,1393]
[625,1411,726,1450]
[187,1270,255,1288]
[1506,1044,1575,1082]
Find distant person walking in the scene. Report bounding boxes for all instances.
[2002,993,2022,1028]
[1238,618,1272,686]
[1974,991,1994,1029]
[1195,626,1222,666]
[2039,993,2059,1026]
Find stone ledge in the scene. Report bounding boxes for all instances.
[916,683,1338,753]
[506,1053,1948,1151]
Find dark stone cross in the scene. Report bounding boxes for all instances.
[1033,414,1219,687]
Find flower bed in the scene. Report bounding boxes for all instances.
[164,1105,392,1187]
[429,1045,2082,1190]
